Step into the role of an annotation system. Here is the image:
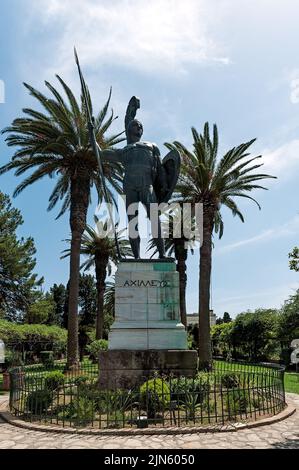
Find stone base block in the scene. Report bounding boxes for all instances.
[98,349,198,389]
[109,325,187,350]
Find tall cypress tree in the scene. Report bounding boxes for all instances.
[49,283,67,326]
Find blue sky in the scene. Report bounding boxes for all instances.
[1,0,299,317]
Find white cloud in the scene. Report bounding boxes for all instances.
[213,282,299,316]
[262,139,299,179]
[217,215,299,254]
[27,0,230,77]
[267,67,299,104]
[290,78,299,104]
[289,69,299,103]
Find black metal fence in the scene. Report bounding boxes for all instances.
[9,360,286,430]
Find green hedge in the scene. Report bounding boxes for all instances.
[0,320,67,353]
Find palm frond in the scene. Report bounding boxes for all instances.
[169,124,275,236]
[1,77,124,217]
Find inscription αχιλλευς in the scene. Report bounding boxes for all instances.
[123,279,170,288]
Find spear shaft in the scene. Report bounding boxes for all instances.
[74,48,121,259]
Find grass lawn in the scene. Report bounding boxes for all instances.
[284,372,299,394]
[214,360,299,394]
[1,361,298,395]
[0,373,5,396]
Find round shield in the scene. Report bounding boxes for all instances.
[160,149,181,203]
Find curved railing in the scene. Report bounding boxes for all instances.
[9,360,286,430]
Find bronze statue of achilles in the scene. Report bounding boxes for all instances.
[99,97,180,259]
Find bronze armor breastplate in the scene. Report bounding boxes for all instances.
[123,143,156,190]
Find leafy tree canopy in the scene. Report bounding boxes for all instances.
[0,191,43,320]
[216,311,232,324]
[24,293,56,324]
[278,289,299,342]
[78,274,97,326]
[49,283,67,326]
[0,319,67,349]
[62,274,97,328]
[289,246,299,272]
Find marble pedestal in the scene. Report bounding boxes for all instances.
[99,260,197,388]
[109,259,187,350]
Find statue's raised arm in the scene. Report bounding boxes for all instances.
[125,96,140,143]
[96,96,140,161]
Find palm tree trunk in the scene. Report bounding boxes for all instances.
[67,175,90,368]
[95,255,108,340]
[96,283,105,340]
[67,231,81,367]
[198,208,214,370]
[176,248,187,328]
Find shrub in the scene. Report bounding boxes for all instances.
[220,372,240,389]
[67,379,103,412]
[225,389,250,417]
[169,373,211,404]
[107,410,125,429]
[63,397,95,426]
[44,371,65,391]
[196,371,215,385]
[77,381,100,401]
[187,334,194,350]
[40,351,54,368]
[140,378,170,419]
[26,389,52,414]
[178,391,203,420]
[73,375,90,387]
[99,389,137,414]
[87,339,108,362]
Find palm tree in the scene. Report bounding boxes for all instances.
[104,280,116,318]
[166,123,275,369]
[148,205,195,327]
[0,77,124,367]
[62,217,131,339]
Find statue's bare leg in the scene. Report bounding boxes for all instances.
[125,189,141,259]
[142,187,165,259]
